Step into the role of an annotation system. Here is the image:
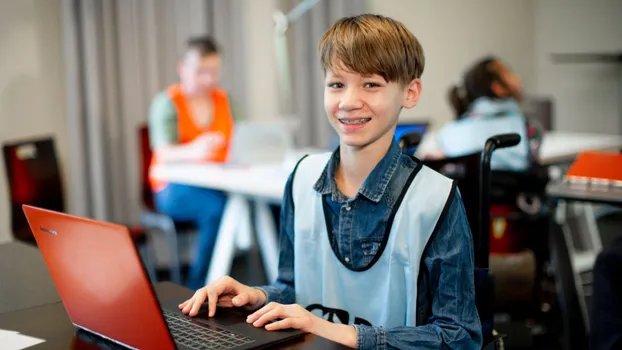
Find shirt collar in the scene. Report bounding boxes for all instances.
[313,140,403,203]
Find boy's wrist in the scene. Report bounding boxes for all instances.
[312,319,357,348]
[252,287,268,306]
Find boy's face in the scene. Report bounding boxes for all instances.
[178,50,221,95]
[324,65,421,149]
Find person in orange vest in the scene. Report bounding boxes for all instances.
[148,36,234,290]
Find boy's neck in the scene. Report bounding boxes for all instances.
[336,132,394,198]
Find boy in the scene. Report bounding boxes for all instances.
[149,35,234,290]
[179,14,482,349]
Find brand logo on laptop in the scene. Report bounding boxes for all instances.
[40,226,58,235]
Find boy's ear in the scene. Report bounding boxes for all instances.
[403,79,422,109]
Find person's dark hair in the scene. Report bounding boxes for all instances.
[187,35,219,57]
[448,56,507,118]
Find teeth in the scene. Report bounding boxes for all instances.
[341,118,370,125]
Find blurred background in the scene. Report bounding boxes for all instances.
[1,0,621,349]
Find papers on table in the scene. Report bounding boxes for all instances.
[0,329,45,350]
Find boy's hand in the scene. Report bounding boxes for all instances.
[178,276,266,317]
[247,302,319,333]
[247,303,358,348]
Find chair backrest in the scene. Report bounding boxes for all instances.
[2,137,64,243]
[138,125,155,211]
[422,152,481,236]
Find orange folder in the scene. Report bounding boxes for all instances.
[564,151,622,187]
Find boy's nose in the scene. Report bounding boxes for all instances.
[338,87,364,111]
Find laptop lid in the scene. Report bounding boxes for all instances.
[22,205,175,350]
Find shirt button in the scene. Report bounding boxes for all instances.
[344,257,350,262]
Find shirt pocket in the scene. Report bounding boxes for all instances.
[360,238,383,265]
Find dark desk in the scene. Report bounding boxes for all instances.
[0,282,346,349]
[0,241,61,314]
[547,182,622,207]
[0,242,346,349]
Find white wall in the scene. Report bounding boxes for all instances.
[0,0,68,244]
[367,0,536,128]
[534,0,622,134]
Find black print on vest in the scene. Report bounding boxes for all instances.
[306,304,372,326]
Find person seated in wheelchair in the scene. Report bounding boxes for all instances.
[426,57,532,172]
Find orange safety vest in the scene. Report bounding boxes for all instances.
[149,84,234,192]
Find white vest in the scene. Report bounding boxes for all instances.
[292,153,454,328]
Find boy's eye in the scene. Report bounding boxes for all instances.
[364,82,381,88]
[328,82,344,88]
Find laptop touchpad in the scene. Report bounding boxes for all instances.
[194,307,248,326]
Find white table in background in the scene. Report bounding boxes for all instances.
[150,154,317,285]
[538,131,622,165]
[417,130,622,165]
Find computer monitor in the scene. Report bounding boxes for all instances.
[394,122,429,143]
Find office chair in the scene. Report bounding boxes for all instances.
[3,137,64,244]
[2,137,156,279]
[138,125,197,285]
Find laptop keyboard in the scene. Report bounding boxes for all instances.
[163,310,255,350]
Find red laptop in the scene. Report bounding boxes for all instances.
[22,205,303,349]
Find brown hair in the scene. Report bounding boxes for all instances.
[319,14,424,86]
[187,35,219,57]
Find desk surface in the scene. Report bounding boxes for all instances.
[0,242,345,349]
[547,182,622,206]
[0,282,345,350]
[0,241,61,314]
[538,131,622,165]
[151,163,290,202]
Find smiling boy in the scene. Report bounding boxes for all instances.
[179,14,482,349]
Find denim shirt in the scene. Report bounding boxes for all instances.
[258,140,482,349]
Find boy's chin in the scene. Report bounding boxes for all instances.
[340,136,372,149]
[339,130,395,150]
